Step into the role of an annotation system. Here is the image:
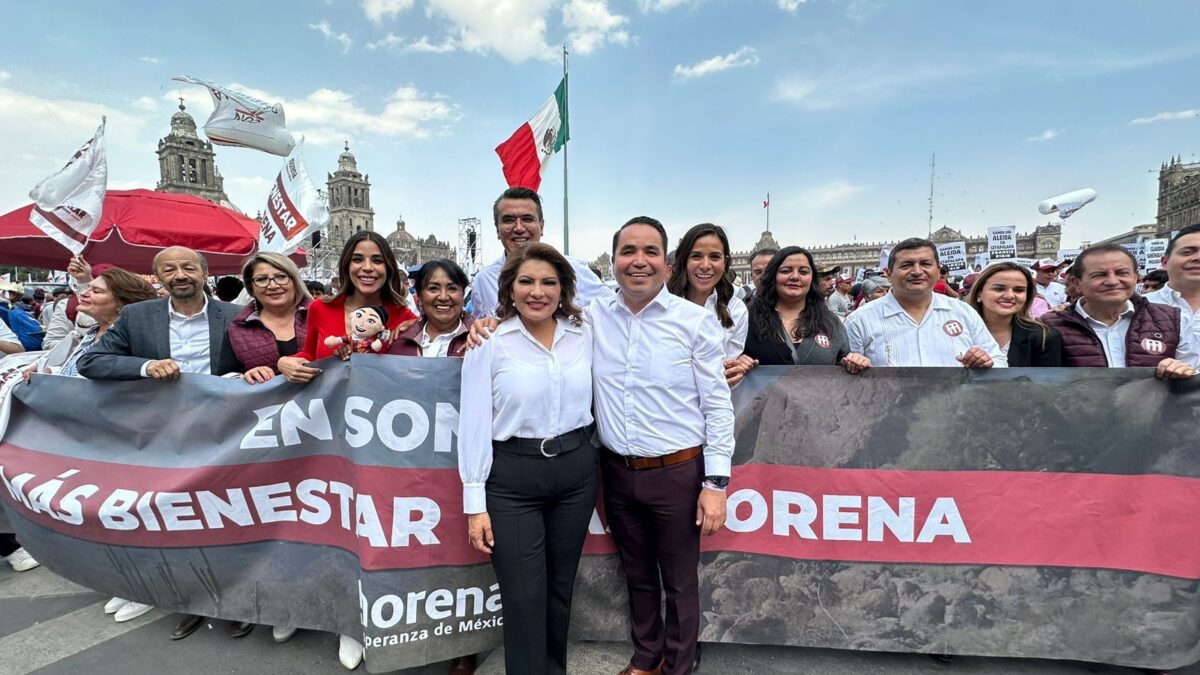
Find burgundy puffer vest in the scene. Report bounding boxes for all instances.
[1040,295,1180,367]
[227,299,311,371]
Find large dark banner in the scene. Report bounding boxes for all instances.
[1,358,1199,671]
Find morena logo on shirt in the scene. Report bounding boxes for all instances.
[1141,338,1166,354]
[815,334,831,349]
[942,320,965,337]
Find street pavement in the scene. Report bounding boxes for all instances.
[2,562,1196,675]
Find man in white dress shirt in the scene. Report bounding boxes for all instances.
[1145,225,1200,367]
[469,187,609,319]
[593,216,734,675]
[846,238,1006,368]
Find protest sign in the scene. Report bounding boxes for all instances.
[878,245,893,270]
[986,226,1016,259]
[2,361,1199,671]
[972,252,989,271]
[1056,248,1083,263]
[936,242,968,273]
[1145,239,1169,272]
[259,139,329,255]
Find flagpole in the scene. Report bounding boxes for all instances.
[562,45,570,255]
[766,192,770,232]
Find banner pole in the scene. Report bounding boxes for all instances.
[562,45,569,256]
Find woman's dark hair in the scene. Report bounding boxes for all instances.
[496,243,583,326]
[98,267,159,309]
[668,223,735,328]
[965,261,1050,347]
[749,246,836,342]
[413,259,469,292]
[334,230,407,307]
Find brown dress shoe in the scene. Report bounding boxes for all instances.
[447,653,477,674]
[617,661,663,675]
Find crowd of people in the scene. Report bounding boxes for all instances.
[1,184,1199,675]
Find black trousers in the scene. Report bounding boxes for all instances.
[0,533,19,557]
[487,433,599,675]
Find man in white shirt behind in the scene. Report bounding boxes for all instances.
[469,187,609,319]
[846,238,1006,368]
[1031,258,1068,308]
[1145,224,1200,368]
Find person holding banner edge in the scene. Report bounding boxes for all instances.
[459,242,598,675]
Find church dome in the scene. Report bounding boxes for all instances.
[387,216,415,246]
[169,102,199,139]
[337,141,358,172]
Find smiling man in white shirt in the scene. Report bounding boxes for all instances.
[592,216,734,675]
[846,237,1006,368]
[1145,225,1200,368]
[469,187,609,319]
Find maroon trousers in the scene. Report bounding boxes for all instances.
[601,451,703,675]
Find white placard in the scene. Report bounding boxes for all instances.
[987,226,1017,260]
[936,242,968,273]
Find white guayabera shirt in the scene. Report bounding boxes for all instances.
[845,292,1007,367]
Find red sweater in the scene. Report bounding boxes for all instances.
[296,295,417,361]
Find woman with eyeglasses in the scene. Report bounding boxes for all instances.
[224,252,312,385]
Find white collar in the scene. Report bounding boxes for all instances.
[880,291,947,318]
[168,294,208,319]
[420,320,465,343]
[1075,298,1135,325]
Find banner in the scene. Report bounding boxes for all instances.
[1145,239,1169,272]
[28,120,107,255]
[2,360,1200,671]
[935,242,967,273]
[173,76,296,157]
[986,226,1016,260]
[1056,247,1083,263]
[259,139,329,255]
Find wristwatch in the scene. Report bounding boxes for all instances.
[702,475,729,490]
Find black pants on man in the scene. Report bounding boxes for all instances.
[602,452,704,675]
[487,433,599,675]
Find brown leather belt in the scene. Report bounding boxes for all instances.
[607,446,701,471]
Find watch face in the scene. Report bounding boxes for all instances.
[705,476,729,488]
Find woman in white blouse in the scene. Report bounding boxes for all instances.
[458,242,597,675]
[669,223,751,385]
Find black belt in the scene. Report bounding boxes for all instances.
[494,425,592,458]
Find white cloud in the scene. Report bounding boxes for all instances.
[367,32,459,54]
[366,32,405,50]
[795,181,867,209]
[362,0,414,24]
[139,56,165,65]
[637,0,695,11]
[424,0,555,63]
[563,0,629,54]
[309,20,354,54]
[1025,129,1059,142]
[406,35,459,53]
[674,46,759,80]
[0,71,9,82]
[1129,109,1200,125]
[131,96,159,112]
[777,0,804,11]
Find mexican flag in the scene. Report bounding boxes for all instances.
[495,77,569,192]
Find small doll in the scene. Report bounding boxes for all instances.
[325,305,391,354]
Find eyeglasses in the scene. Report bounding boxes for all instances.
[251,273,292,288]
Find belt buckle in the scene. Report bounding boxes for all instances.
[540,436,560,458]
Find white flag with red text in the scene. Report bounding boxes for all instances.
[173,76,295,157]
[259,138,328,255]
[28,120,107,255]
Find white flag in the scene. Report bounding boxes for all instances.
[259,138,329,255]
[28,120,107,255]
[173,76,295,157]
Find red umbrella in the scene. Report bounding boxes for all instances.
[0,189,306,275]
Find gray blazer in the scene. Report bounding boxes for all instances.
[77,297,241,380]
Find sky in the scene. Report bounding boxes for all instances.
[2,0,1199,266]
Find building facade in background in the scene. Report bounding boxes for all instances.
[386,216,454,266]
[1157,156,1200,235]
[155,102,236,211]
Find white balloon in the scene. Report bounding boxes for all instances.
[1038,188,1096,218]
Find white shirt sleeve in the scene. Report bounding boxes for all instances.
[692,312,735,477]
[845,311,866,355]
[570,257,611,310]
[458,337,495,514]
[966,309,1008,367]
[0,318,19,346]
[726,297,749,360]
